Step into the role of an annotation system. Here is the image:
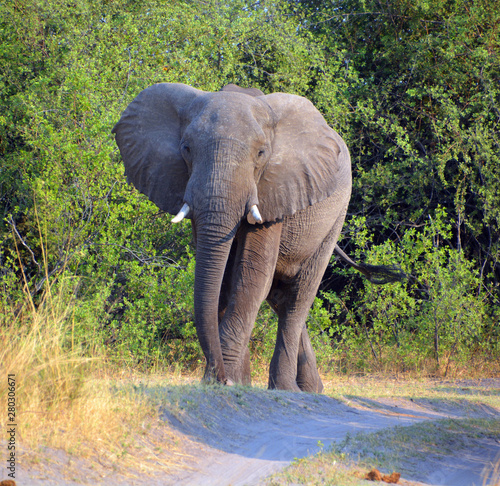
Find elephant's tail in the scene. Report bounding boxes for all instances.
[334,245,406,285]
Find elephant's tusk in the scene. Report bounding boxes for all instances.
[247,205,263,225]
[172,203,190,223]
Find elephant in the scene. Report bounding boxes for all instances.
[112,83,404,392]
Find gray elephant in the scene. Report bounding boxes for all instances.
[112,83,403,392]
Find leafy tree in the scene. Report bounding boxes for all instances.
[0,0,340,367]
[286,0,499,372]
[325,207,497,374]
[295,0,500,271]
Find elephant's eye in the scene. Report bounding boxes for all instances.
[258,149,265,157]
[182,145,190,154]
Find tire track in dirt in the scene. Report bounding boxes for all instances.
[160,387,500,485]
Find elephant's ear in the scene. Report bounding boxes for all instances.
[112,83,203,214]
[257,93,351,222]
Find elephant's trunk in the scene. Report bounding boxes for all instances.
[193,212,239,384]
[187,140,257,383]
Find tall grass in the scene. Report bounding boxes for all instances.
[0,259,181,476]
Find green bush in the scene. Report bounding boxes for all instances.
[322,207,498,375]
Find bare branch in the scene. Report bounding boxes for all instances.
[8,216,40,270]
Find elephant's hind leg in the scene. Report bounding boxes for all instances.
[268,222,343,392]
[268,277,321,392]
[297,326,324,393]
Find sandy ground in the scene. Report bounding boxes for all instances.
[12,379,500,486]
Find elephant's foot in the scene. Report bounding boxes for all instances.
[297,373,323,393]
[201,373,235,387]
[268,374,301,392]
[222,346,252,386]
[268,382,302,392]
[268,377,321,393]
[201,374,223,386]
[296,353,324,393]
[295,325,323,393]
[223,363,252,386]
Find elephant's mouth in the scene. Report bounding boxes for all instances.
[172,202,263,226]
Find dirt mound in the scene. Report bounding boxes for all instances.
[14,379,500,486]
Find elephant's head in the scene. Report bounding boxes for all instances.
[112,83,349,383]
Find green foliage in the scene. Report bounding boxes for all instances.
[287,0,500,375]
[295,0,500,275]
[323,208,498,374]
[1,0,498,375]
[306,298,337,369]
[250,302,278,374]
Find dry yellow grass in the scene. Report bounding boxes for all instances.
[483,459,500,486]
[0,273,185,480]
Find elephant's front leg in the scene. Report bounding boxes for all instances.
[219,222,282,385]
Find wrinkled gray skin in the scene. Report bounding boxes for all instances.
[113,83,352,392]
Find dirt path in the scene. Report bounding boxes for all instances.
[15,379,500,486]
[161,386,500,486]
